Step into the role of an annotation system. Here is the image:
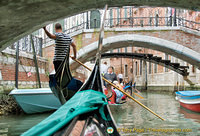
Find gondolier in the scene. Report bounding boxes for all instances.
[43,23,77,87]
[43,23,79,104]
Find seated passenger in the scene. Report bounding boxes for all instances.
[104,84,116,104]
[113,81,126,104]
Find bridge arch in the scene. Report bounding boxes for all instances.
[70,34,200,69]
[1,0,200,51]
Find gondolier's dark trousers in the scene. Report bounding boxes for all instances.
[53,60,72,89]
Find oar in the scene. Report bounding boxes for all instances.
[132,91,144,99]
[134,88,141,94]
[70,56,165,121]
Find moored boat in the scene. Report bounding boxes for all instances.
[9,88,61,114]
[175,91,200,113]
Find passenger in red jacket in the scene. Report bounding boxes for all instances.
[104,84,116,104]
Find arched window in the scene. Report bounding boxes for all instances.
[135,61,138,75]
[140,60,142,75]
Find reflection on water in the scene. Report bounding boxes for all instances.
[0,113,51,136]
[179,107,200,123]
[0,92,199,136]
[110,92,200,136]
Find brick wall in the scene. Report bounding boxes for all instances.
[0,49,49,93]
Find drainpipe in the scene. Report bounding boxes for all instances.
[15,41,19,89]
[145,60,147,90]
[144,49,147,90]
[121,58,122,74]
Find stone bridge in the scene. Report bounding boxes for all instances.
[42,27,200,70]
[1,0,200,52]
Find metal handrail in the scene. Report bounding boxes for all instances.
[43,16,199,46]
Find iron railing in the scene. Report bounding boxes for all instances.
[9,16,199,54]
[43,16,200,46]
[9,35,43,56]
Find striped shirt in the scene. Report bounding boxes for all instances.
[54,32,72,61]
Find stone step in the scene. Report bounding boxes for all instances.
[179,66,189,69]
[151,56,162,61]
[160,60,171,64]
[170,63,180,68]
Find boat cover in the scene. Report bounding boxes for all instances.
[176,91,200,99]
[22,89,109,136]
[9,88,52,95]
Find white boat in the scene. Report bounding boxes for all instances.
[175,91,200,113]
[9,88,62,114]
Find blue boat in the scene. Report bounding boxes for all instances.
[9,88,62,114]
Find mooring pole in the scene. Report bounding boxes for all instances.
[15,41,19,89]
[30,35,41,88]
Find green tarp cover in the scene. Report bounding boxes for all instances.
[22,90,108,136]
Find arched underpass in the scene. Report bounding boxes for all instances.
[1,0,200,51]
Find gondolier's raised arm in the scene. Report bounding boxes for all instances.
[43,26,56,39]
[71,42,77,59]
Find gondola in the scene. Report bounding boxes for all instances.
[49,55,83,105]
[22,5,120,136]
[22,58,120,136]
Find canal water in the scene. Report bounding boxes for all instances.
[0,92,199,136]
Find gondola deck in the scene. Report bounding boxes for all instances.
[22,61,120,136]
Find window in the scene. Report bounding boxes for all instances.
[53,23,55,34]
[154,63,157,73]
[0,70,2,80]
[129,7,132,17]
[125,47,127,53]
[130,67,133,74]
[135,62,138,75]
[149,62,152,74]
[110,9,113,26]
[140,60,142,75]
[124,7,127,18]
[165,53,169,72]
[118,48,120,53]
[124,64,128,77]
[117,8,120,24]
[192,65,196,73]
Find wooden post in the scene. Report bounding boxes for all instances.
[30,35,41,88]
[15,41,19,89]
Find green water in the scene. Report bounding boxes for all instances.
[0,112,51,136]
[0,92,200,136]
[111,92,200,136]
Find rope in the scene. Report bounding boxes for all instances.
[19,56,33,75]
